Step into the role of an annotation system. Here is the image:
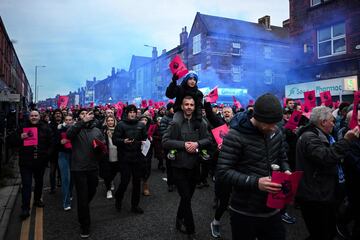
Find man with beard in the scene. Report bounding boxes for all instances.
[66,109,105,239]
[11,110,53,220]
[162,96,211,240]
[112,105,147,214]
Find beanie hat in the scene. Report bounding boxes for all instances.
[183,71,198,83]
[125,104,137,114]
[253,93,283,123]
[166,102,174,111]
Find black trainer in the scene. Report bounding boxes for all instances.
[176,217,187,233]
[80,227,90,239]
[20,209,30,220]
[33,200,45,208]
[115,198,122,212]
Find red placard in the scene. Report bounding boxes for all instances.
[61,132,72,149]
[349,91,360,129]
[211,124,230,146]
[266,171,303,209]
[58,96,69,109]
[141,100,147,108]
[205,86,218,103]
[285,110,302,130]
[304,90,316,108]
[320,91,332,107]
[23,127,38,146]
[169,55,189,79]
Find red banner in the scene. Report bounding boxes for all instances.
[141,100,148,108]
[285,110,302,130]
[320,91,332,107]
[211,124,230,146]
[304,90,316,108]
[205,86,218,103]
[232,96,242,109]
[266,171,303,209]
[57,96,69,109]
[23,127,38,146]
[169,55,189,79]
[349,91,360,129]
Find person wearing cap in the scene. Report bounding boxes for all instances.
[66,108,105,239]
[217,93,291,240]
[295,106,359,240]
[112,104,147,214]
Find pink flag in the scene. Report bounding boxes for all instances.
[148,124,157,138]
[211,124,230,146]
[285,110,302,131]
[23,127,38,146]
[304,90,316,108]
[141,100,148,108]
[232,96,242,109]
[169,55,189,79]
[57,96,69,109]
[89,102,94,108]
[205,86,218,103]
[266,171,303,209]
[158,101,165,107]
[61,132,72,149]
[148,99,154,107]
[320,91,332,107]
[349,91,360,129]
[116,107,123,120]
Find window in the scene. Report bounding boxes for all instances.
[317,23,346,58]
[264,46,272,59]
[264,69,273,85]
[311,0,321,6]
[232,65,243,82]
[193,34,201,55]
[232,42,241,55]
[193,64,201,73]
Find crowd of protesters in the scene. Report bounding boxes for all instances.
[8,70,360,240]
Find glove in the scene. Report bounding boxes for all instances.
[172,73,179,82]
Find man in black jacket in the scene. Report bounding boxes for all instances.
[217,93,290,240]
[162,96,211,240]
[295,106,359,240]
[112,105,147,214]
[66,109,105,239]
[11,110,53,220]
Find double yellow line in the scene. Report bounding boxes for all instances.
[19,193,43,240]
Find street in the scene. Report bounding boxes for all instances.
[6,158,313,240]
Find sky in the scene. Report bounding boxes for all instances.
[0,0,289,100]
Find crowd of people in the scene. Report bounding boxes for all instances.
[9,70,360,240]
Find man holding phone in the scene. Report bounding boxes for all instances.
[66,108,105,239]
[112,105,147,214]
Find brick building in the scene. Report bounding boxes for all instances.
[286,0,360,100]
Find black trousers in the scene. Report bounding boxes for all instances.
[72,170,99,229]
[115,162,143,207]
[20,166,45,211]
[230,211,285,240]
[214,179,232,221]
[173,166,200,234]
[299,201,336,240]
[166,157,174,186]
[49,156,60,190]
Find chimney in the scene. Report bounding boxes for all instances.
[162,49,167,55]
[180,26,188,45]
[111,67,115,76]
[282,19,290,29]
[152,47,158,59]
[258,15,271,30]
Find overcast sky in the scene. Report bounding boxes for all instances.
[0,0,289,100]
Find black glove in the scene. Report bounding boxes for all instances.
[172,73,179,82]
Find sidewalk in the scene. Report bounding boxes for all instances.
[0,154,20,240]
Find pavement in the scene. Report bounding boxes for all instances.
[0,154,21,240]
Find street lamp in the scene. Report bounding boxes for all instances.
[34,65,46,103]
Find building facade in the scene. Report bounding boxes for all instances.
[287,0,360,100]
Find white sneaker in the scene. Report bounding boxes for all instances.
[64,206,71,211]
[106,190,113,199]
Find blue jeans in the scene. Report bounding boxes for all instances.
[58,152,72,208]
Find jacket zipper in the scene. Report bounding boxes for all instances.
[264,135,271,177]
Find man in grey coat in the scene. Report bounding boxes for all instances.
[162,95,211,240]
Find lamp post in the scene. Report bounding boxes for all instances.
[34,65,46,103]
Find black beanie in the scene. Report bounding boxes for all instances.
[166,102,174,111]
[253,93,283,123]
[125,104,137,113]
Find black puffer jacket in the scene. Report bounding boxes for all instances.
[295,124,350,203]
[112,118,147,163]
[10,121,53,168]
[159,112,173,137]
[66,120,105,171]
[217,112,290,215]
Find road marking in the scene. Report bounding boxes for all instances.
[20,193,33,240]
[34,207,43,240]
